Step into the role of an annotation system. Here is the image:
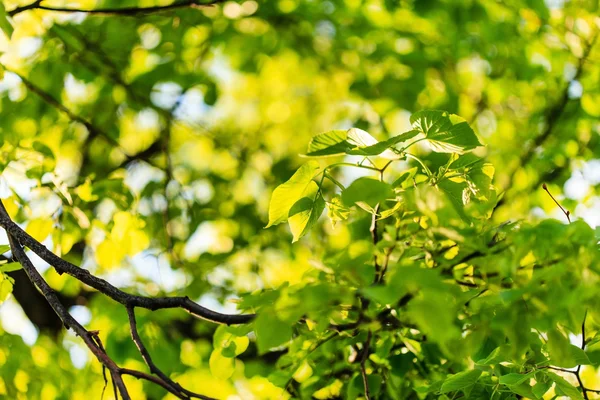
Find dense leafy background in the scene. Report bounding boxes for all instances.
[0,0,599,399]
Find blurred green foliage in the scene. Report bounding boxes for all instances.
[0,0,599,399]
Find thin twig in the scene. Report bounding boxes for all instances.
[120,369,189,397]
[360,331,372,400]
[127,307,214,399]
[9,0,224,17]
[542,183,571,223]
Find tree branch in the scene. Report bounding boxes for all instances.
[9,0,224,17]
[120,369,192,398]
[127,307,214,399]
[6,231,131,399]
[0,200,255,325]
[0,197,251,397]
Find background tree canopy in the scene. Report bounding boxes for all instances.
[0,0,599,399]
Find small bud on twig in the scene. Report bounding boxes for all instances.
[542,183,571,224]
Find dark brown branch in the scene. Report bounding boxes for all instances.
[9,0,224,17]
[120,369,188,397]
[6,231,131,399]
[8,268,87,334]
[127,307,214,399]
[542,183,571,223]
[0,200,247,398]
[0,200,255,325]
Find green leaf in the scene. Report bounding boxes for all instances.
[532,378,552,398]
[288,192,325,242]
[209,349,235,379]
[437,179,470,222]
[0,245,10,254]
[407,289,461,348]
[499,372,533,386]
[0,262,22,273]
[547,372,584,400]
[305,128,416,159]
[440,369,482,393]
[411,110,482,153]
[266,161,320,227]
[476,346,511,365]
[568,345,591,365]
[0,272,14,303]
[392,167,418,188]
[342,177,393,208]
[548,329,591,368]
[436,161,496,222]
[254,311,292,354]
[507,382,537,399]
[346,127,378,147]
[449,153,483,169]
[33,142,55,159]
[347,129,419,157]
[213,325,250,358]
[467,163,495,201]
[0,2,14,39]
[305,130,351,157]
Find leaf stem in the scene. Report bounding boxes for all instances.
[324,172,346,190]
[326,162,381,172]
[405,153,432,177]
[398,138,426,153]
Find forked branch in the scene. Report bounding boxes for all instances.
[0,200,254,398]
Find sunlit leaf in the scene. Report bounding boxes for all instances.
[0,262,22,273]
[0,272,13,303]
[288,192,325,242]
[209,349,235,380]
[0,2,13,39]
[411,110,482,153]
[347,129,419,157]
[266,161,320,227]
[305,130,351,157]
